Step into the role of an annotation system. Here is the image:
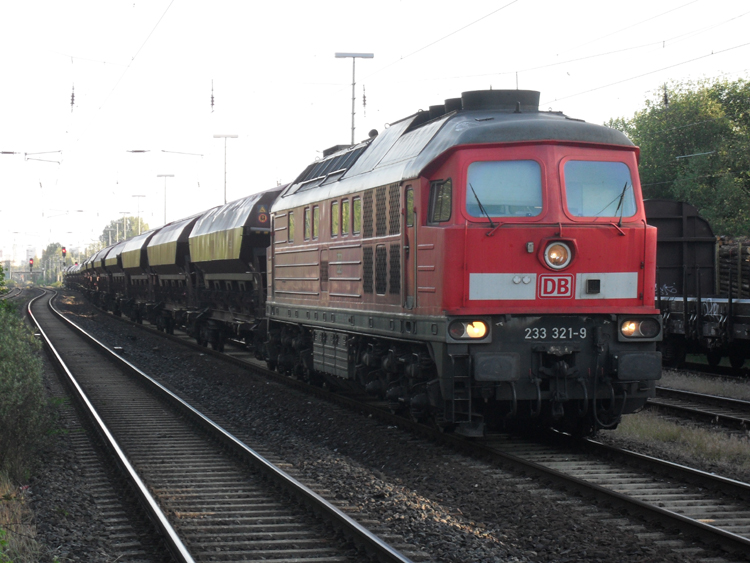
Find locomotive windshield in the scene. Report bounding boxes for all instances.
[466,160,542,218]
[564,161,636,218]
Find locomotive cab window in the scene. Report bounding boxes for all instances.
[288,211,295,242]
[304,208,311,240]
[466,160,542,218]
[429,179,452,223]
[564,161,636,218]
[313,205,320,239]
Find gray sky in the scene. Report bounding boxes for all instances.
[1,0,748,262]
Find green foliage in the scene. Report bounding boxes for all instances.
[0,306,49,481]
[607,77,750,235]
[98,216,149,247]
[0,265,5,294]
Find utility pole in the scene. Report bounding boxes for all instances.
[213,135,237,204]
[335,52,374,145]
[156,175,174,224]
[132,195,145,234]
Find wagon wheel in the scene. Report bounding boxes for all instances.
[706,350,722,368]
[729,351,745,371]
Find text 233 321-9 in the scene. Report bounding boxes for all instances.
[524,327,587,340]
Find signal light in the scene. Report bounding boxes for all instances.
[29,258,34,271]
[62,246,67,258]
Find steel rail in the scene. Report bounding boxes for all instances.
[0,287,22,300]
[648,387,750,430]
[63,291,750,558]
[27,290,195,563]
[45,291,413,563]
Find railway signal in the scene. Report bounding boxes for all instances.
[62,246,67,259]
[29,258,33,272]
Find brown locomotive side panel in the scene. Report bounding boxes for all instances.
[328,242,363,300]
[273,246,321,302]
[270,182,407,314]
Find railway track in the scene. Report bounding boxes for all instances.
[478,432,750,558]
[648,387,750,431]
[0,287,22,300]
[682,361,749,379]
[29,290,415,563]
[62,291,750,559]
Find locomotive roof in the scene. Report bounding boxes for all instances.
[274,89,634,212]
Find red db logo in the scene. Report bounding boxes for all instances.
[538,275,574,298]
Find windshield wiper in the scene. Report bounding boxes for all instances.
[614,182,629,227]
[469,183,496,229]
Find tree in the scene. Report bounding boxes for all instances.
[41,243,66,284]
[98,216,149,247]
[607,78,750,235]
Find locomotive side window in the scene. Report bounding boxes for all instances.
[342,199,350,236]
[304,207,311,240]
[429,179,452,222]
[331,201,339,237]
[563,161,636,218]
[288,211,295,242]
[353,197,361,234]
[406,188,414,227]
[313,206,320,239]
[466,161,541,217]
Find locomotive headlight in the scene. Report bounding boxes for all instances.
[449,320,488,340]
[620,318,660,338]
[544,242,572,270]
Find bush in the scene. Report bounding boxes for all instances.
[0,303,49,481]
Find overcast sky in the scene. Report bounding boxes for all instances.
[1,0,748,263]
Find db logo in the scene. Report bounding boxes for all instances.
[538,274,574,298]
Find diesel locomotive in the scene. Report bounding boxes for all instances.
[67,89,663,436]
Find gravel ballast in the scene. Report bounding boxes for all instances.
[31,290,737,562]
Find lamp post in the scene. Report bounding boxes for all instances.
[132,195,145,234]
[156,175,174,225]
[213,134,237,204]
[334,52,374,145]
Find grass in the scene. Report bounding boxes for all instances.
[659,369,750,401]
[0,473,44,563]
[610,410,750,482]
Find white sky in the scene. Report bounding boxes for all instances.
[1,0,749,263]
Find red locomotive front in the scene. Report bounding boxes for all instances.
[266,90,661,436]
